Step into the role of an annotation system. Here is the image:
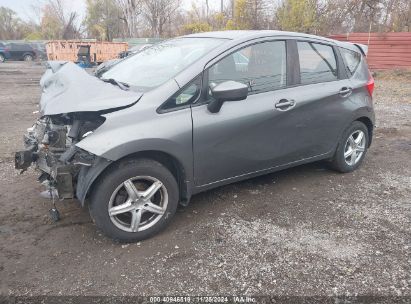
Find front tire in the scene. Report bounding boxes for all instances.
[89,158,179,242]
[330,121,369,173]
[0,54,5,63]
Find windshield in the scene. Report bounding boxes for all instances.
[100,37,226,91]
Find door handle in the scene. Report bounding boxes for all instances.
[275,99,296,111]
[339,87,352,97]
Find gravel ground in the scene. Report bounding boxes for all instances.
[0,62,410,299]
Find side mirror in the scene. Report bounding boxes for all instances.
[207,81,248,113]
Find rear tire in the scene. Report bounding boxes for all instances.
[89,158,179,242]
[330,121,369,173]
[0,54,5,63]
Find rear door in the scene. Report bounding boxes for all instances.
[279,40,354,158]
[8,44,19,60]
[9,44,26,60]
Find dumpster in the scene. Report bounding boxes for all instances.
[46,40,128,64]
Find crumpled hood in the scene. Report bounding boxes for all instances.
[39,61,143,116]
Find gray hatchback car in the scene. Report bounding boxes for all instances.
[16,31,375,242]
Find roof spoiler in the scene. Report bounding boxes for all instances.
[354,43,368,56]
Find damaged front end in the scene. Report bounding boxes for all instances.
[15,113,105,199]
[15,61,143,204]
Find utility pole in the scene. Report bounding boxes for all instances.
[221,0,223,14]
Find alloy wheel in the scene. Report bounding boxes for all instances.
[344,130,366,166]
[108,176,168,232]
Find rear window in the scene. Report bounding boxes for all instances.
[10,43,32,51]
[339,48,361,77]
[297,42,338,85]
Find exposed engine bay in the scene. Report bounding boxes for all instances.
[15,113,104,199]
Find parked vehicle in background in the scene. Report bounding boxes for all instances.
[30,42,47,61]
[16,31,375,242]
[119,44,153,58]
[0,42,11,62]
[5,43,37,61]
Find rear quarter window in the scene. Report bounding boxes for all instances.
[339,48,362,77]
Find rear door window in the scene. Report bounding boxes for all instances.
[339,48,361,77]
[297,42,338,84]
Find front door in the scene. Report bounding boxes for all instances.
[192,40,293,186]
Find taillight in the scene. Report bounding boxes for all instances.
[366,71,374,97]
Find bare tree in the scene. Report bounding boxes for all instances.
[40,0,81,39]
[116,0,142,37]
[143,0,180,37]
[249,0,270,29]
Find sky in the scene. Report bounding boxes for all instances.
[0,0,86,22]
[0,0,225,23]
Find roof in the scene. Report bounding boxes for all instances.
[183,30,366,55]
[184,30,338,44]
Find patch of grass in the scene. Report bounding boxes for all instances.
[373,68,411,81]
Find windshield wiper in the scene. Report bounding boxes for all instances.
[101,78,130,91]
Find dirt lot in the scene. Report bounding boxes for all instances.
[0,62,410,298]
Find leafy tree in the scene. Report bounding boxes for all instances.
[231,0,251,29]
[85,0,123,40]
[40,4,64,39]
[0,7,31,40]
[276,0,318,33]
[225,0,270,30]
[183,22,212,34]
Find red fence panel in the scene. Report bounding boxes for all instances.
[329,32,411,70]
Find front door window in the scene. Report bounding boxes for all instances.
[208,41,287,96]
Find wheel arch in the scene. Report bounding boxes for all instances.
[355,116,374,147]
[22,52,34,60]
[332,113,374,160]
[77,150,191,207]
